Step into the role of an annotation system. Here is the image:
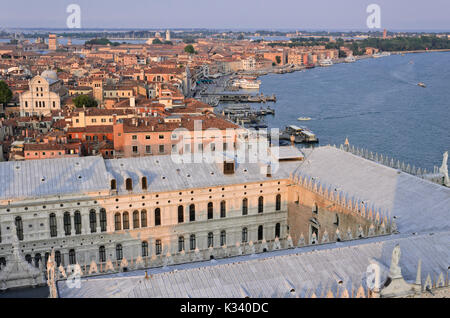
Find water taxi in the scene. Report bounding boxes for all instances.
[297,117,311,121]
[319,59,333,67]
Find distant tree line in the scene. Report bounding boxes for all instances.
[352,36,450,52]
[84,38,121,46]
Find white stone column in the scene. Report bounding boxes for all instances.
[82,210,89,235]
[70,213,75,236]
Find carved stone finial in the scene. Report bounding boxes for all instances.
[439,151,449,186]
[389,244,402,279]
[415,259,422,285]
[297,233,305,247]
[286,235,294,248]
[321,230,329,243]
[346,227,353,240]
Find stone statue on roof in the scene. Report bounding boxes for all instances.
[439,151,449,186]
[389,244,402,279]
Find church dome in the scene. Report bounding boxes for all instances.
[41,70,58,80]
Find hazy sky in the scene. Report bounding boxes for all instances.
[1,0,450,31]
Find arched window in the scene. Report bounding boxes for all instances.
[25,254,32,264]
[242,198,248,215]
[34,253,41,268]
[133,210,140,229]
[0,257,6,267]
[275,223,281,238]
[258,196,264,213]
[89,209,97,233]
[207,202,213,220]
[142,241,148,257]
[141,210,147,227]
[313,203,318,214]
[242,228,248,243]
[189,204,195,222]
[99,246,106,263]
[258,225,263,241]
[114,213,121,231]
[220,230,226,246]
[126,178,133,191]
[74,211,82,234]
[122,212,129,229]
[69,249,76,265]
[116,244,123,260]
[220,201,226,218]
[141,177,148,190]
[190,234,196,250]
[111,179,117,190]
[276,194,281,211]
[15,216,23,241]
[178,236,185,252]
[155,240,162,255]
[154,208,161,226]
[63,212,71,236]
[178,205,184,223]
[100,208,107,232]
[49,213,57,237]
[55,251,61,267]
[334,214,339,227]
[207,232,214,248]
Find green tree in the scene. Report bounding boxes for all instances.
[152,38,163,44]
[275,56,281,64]
[183,38,196,44]
[73,94,98,108]
[0,81,13,108]
[184,44,195,54]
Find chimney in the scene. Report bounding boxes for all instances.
[266,165,272,177]
[223,160,235,175]
[130,97,135,107]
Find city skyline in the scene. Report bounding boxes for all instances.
[1,0,450,31]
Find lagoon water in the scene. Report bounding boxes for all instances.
[261,52,450,171]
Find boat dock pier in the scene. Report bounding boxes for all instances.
[218,104,275,128]
[202,92,276,103]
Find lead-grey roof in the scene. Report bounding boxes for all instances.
[104,155,298,194]
[295,146,450,233]
[57,231,450,298]
[0,156,109,201]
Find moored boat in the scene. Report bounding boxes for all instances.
[280,125,318,143]
[318,59,333,67]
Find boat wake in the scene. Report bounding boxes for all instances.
[318,111,382,121]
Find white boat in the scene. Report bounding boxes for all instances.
[418,82,426,88]
[297,117,311,121]
[319,59,333,67]
[232,78,261,89]
[373,52,391,58]
[344,56,356,63]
